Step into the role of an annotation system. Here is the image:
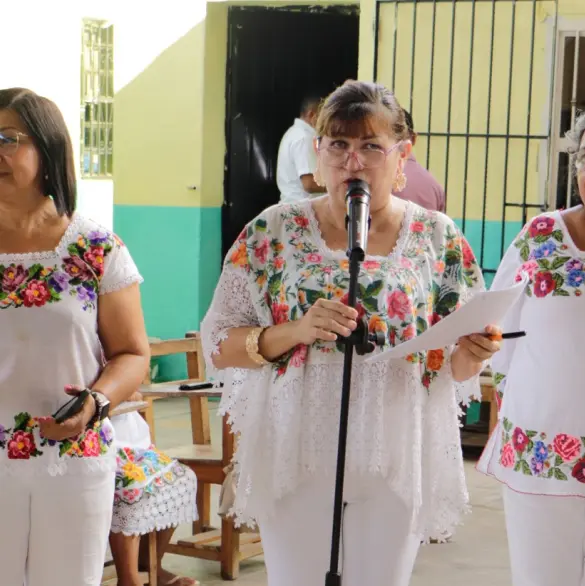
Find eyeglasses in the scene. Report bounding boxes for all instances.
[0,130,27,156]
[318,140,406,170]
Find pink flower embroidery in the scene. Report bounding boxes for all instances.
[387,290,411,321]
[501,442,515,468]
[306,253,322,264]
[410,221,425,233]
[80,430,101,458]
[290,345,308,368]
[553,434,581,463]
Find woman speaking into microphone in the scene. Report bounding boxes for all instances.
[201,80,501,586]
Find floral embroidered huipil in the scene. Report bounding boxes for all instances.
[202,198,484,539]
[0,214,143,476]
[478,212,585,494]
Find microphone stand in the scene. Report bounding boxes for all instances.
[324,229,385,586]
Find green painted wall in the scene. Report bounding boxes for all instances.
[115,205,222,380]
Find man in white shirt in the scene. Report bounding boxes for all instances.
[277,95,326,203]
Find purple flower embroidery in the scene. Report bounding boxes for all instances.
[0,425,6,443]
[533,241,557,259]
[87,231,109,245]
[530,456,545,476]
[99,422,114,444]
[48,271,70,293]
[76,283,97,303]
[2,265,27,292]
[566,259,584,272]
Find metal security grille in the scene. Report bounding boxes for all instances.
[80,19,114,178]
[373,0,559,276]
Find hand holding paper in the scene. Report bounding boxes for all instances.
[365,277,527,362]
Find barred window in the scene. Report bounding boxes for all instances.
[80,19,114,178]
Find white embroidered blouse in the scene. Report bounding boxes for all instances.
[0,214,143,477]
[477,211,585,495]
[202,198,484,538]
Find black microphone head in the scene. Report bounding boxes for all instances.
[345,179,371,200]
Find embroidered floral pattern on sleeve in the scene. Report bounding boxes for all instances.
[0,230,122,311]
[514,215,584,298]
[114,445,186,505]
[0,412,113,460]
[499,417,585,484]
[226,205,482,384]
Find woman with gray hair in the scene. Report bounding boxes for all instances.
[477,113,585,586]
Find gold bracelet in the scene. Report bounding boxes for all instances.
[245,327,269,366]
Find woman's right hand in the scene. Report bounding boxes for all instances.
[293,298,359,345]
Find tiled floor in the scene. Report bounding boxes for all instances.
[153,398,511,586]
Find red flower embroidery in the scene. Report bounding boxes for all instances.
[553,434,581,462]
[7,430,36,459]
[22,280,51,308]
[83,246,105,277]
[410,221,425,233]
[571,458,585,483]
[534,272,555,298]
[512,427,529,453]
[294,216,309,229]
[254,239,270,265]
[274,257,285,269]
[271,303,290,325]
[528,216,555,238]
[340,294,366,319]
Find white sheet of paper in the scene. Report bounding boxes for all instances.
[365,278,528,362]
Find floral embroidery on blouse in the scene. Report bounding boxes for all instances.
[114,445,185,505]
[500,417,585,483]
[514,215,584,298]
[0,230,122,311]
[0,412,113,460]
[228,205,481,384]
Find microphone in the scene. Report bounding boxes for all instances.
[345,179,371,258]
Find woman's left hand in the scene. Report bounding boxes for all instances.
[456,324,502,363]
[37,386,96,441]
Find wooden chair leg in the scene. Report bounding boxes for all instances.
[489,388,498,435]
[148,531,158,586]
[194,481,211,534]
[220,517,240,581]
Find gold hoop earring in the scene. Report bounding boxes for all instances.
[392,170,407,193]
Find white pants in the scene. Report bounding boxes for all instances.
[258,475,420,586]
[504,486,585,586]
[0,469,115,586]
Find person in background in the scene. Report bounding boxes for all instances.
[477,114,585,586]
[109,394,199,586]
[276,95,326,203]
[395,109,446,213]
[0,88,150,585]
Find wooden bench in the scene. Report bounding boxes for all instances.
[141,333,263,580]
[101,400,158,586]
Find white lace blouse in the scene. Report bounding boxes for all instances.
[201,198,483,539]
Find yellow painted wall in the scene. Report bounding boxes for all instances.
[113,5,207,207]
[360,0,585,224]
[114,0,357,209]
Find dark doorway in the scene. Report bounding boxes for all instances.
[222,5,360,258]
